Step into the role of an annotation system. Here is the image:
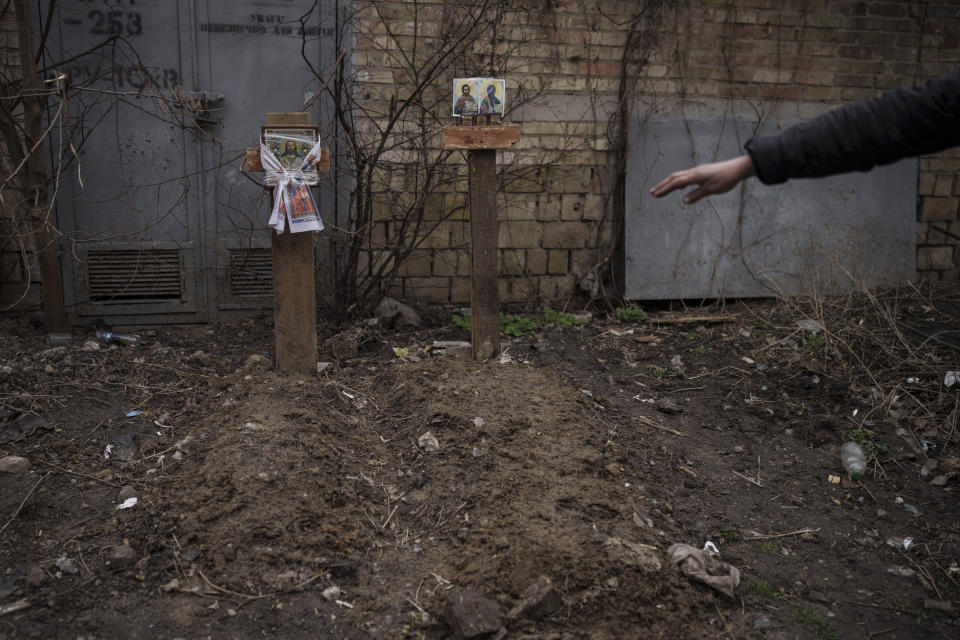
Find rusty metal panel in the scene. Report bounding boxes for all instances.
[623,117,917,299]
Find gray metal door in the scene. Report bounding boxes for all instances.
[45,1,342,324]
[623,116,917,299]
[191,0,340,319]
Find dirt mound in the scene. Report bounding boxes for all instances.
[158,359,708,636]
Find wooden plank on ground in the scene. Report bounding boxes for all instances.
[443,125,521,150]
[468,149,500,360]
[272,230,317,374]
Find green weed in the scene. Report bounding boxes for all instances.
[499,313,540,336]
[614,306,647,323]
[803,333,827,350]
[452,314,471,331]
[748,580,779,599]
[796,606,838,640]
[846,427,888,461]
[693,344,714,355]
[453,307,587,337]
[758,540,780,555]
[542,307,588,327]
[718,529,741,543]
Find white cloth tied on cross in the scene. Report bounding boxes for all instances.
[260,137,325,234]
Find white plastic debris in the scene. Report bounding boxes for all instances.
[103,444,114,459]
[702,541,720,555]
[797,318,823,334]
[907,377,920,384]
[322,586,342,601]
[55,556,78,574]
[417,431,439,452]
[945,371,959,388]
[116,497,138,510]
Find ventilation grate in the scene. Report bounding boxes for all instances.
[229,248,273,298]
[87,249,183,303]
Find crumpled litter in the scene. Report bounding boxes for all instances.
[945,371,959,388]
[667,543,740,597]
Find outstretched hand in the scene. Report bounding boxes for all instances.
[650,154,756,204]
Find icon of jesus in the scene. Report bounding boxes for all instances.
[454,83,478,115]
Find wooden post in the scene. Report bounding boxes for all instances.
[14,0,67,334]
[254,112,326,375]
[442,124,521,360]
[468,150,499,360]
[272,230,316,374]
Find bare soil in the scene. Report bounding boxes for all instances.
[1,286,959,639]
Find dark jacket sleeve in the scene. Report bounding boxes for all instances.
[744,67,960,185]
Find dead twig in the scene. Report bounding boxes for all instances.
[36,461,122,488]
[0,600,30,616]
[0,471,51,537]
[731,470,761,487]
[631,415,700,441]
[647,315,739,324]
[743,528,820,540]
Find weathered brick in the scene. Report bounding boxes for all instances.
[501,249,526,276]
[561,194,585,220]
[918,171,937,196]
[504,167,546,193]
[398,251,432,277]
[539,275,577,301]
[503,194,540,221]
[537,194,563,221]
[500,222,542,248]
[498,277,537,304]
[433,251,459,276]
[543,222,589,249]
[444,194,468,220]
[582,195,607,220]
[917,246,955,271]
[547,250,568,275]
[405,277,449,302]
[450,277,471,304]
[526,249,548,275]
[921,197,959,222]
[934,174,955,197]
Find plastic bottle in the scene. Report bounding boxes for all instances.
[96,329,140,346]
[840,441,867,480]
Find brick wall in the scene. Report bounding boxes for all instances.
[351,0,960,304]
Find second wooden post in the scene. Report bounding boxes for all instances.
[443,124,521,360]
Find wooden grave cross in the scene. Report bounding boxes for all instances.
[442,113,521,360]
[245,112,330,374]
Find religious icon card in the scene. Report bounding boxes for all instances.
[453,78,505,117]
[262,126,320,175]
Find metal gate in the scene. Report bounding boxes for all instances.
[44,0,343,323]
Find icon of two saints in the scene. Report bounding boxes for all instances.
[453,78,504,117]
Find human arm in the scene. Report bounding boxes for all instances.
[746,66,960,184]
[649,154,756,204]
[652,66,960,202]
